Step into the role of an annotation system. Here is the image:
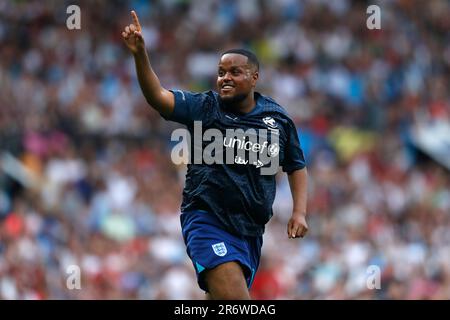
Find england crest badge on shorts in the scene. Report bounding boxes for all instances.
[212,242,227,256]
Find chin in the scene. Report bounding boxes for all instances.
[219,94,235,101]
[219,93,247,105]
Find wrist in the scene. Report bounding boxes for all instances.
[133,47,147,58]
[292,210,307,217]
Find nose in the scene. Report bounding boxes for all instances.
[223,72,232,81]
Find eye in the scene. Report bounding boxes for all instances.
[218,70,225,77]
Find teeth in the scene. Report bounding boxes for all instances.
[223,85,233,89]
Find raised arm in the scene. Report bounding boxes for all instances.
[122,10,174,117]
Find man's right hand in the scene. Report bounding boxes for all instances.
[123,10,175,117]
[122,10,145,55]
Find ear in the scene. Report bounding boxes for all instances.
[252,71,259,87]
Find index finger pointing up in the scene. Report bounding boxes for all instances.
[131,10,141,32]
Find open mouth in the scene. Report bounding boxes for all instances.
[221,84,235,92]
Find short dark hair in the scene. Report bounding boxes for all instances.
[221,48,259,71]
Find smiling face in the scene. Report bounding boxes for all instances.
[217,53,259,105]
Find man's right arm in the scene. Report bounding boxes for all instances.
[132,48,174,117]
[122,11,174,117]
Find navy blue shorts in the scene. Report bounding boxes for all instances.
[180,210,263,292]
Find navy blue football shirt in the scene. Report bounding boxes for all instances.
[163,90,305,237]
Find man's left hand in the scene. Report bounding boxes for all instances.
[287,213,308,239]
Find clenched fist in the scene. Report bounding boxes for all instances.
[287,213,308,239]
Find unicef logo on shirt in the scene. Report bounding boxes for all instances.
[268,143,279,157]
[170,121,280,175]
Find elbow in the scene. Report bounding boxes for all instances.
[144,90,173,117]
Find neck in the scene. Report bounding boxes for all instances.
[229,92,256,114]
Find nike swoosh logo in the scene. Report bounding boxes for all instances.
[225,115,238,121]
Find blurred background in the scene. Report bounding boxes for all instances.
[0,0,449,299]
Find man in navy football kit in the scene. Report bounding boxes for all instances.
[122,11,308,300]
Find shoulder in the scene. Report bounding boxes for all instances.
[256,93,301,135]
[196,90,220,108]
[204,90,220,103]
[256,93,294,125]
[171,89,220,114]
[171,89,218,101]
[257,93,289,116]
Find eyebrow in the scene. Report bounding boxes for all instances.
[218,64,248,70]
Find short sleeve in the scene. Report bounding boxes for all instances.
[282,119,306,173]
[161,89,210,126]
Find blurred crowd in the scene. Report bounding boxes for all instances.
[0,0,449,299]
